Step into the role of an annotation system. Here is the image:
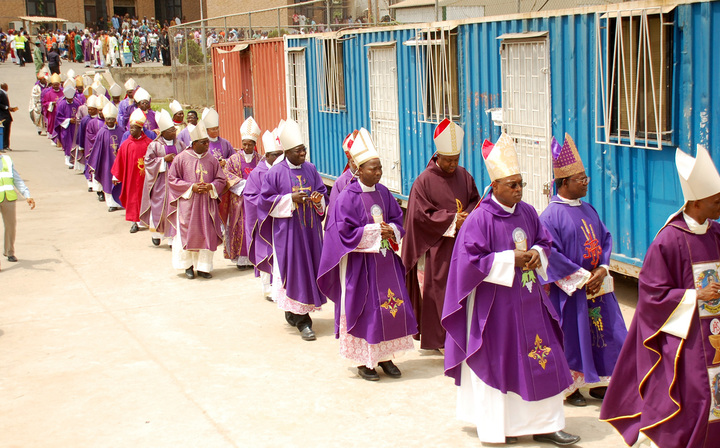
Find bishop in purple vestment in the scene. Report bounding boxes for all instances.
[442,134,578,446]
[540,135,627,406]
[244,139,284,298]
[168,121,226,279]
[41,77,63,143]
[224,117,262,267]
[318,129,417,381]
[54,86,82,168]
[140,113,186,246]
[87,104,124,211]
[258,119,327,341]
[600,145,720,448]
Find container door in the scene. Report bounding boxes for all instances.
[368,44,402,194]
[500,38,552,212]
[287,49,311,159]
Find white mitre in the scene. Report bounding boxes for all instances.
[676,144,720,203]
[240,116,261,142]
[278,119,304,151]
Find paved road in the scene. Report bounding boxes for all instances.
[0,60,634,447]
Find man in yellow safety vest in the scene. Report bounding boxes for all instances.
[0,154,35,264]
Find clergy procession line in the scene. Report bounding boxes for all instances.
[13,65,720,448]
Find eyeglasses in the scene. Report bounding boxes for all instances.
[499,181,526,190]
[571,176,590,185]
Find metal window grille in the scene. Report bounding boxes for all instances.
[315,38,346,113]
[410,28,459,124]
[500,36,553,213]
[368,43,402,194]
[595,8,674,150]
[287,48,311,159]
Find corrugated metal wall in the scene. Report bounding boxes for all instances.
[212,39,288,151]
[250,39,287,154]
[287,0,720,269]
[212,44,247,149]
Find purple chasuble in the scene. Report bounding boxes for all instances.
[81,116,103,176]
[244,161,271,275]
[224,151,259,260]
[177,127,192,149]
[325,168,354,230]
[318,180,418,343]
[208,137,234,162]
[401,159,480,350]
[442,194,572,401]
[167,150,227,251]
[600,214,720,448]
[140,138,186,237]
[42,87,64,140]
[87,125,125,194]
[55,98,82,158]
[258,160,328,308]
[117,97,135,131]
[539,196,627,383]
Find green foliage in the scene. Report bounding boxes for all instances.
[267,29,288,38]
[178,38,209,66]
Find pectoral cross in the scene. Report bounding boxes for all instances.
[196,164,208,182]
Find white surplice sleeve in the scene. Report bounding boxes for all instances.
[660,289,696,339]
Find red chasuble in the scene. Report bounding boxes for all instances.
[112,133,152,222]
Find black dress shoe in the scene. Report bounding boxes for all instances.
[197,271,212,279]
[7,255,18,262]
[378,360,402,378]
[265,295,274,302]
[108,206,120,212]
[533,431,580,446]
[151,238,161,246]
[565,389,587,407]
[67,165,74,169]
[87,187,93,192]
[129,223,139,233]
[300,326,316,341]
[505,436,518,444]
[589,386,607,400]
[357,366,380,381]
[97,192,105,202]
[185,267,195,279]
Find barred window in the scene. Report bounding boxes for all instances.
[27,0,57,16]
[407,28,459,123]
[596,8,674,149]
[316,37,345,113]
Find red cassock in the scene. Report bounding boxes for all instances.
[112,134,152,222]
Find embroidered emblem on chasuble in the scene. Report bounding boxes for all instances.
[381,288,403,317]
[137,157,145,175]
[528,334,552,370]
[110,136,119,154]
[195,164,207,182]
[691,261,720,422]
[581,219,601,267]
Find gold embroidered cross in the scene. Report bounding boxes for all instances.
[528,334,552,370]
[380,289,404,318]
[291,175,312,193]
[196,164,208,182]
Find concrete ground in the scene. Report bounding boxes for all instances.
[0,60,634,448]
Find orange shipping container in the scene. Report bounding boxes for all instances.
[211,38,287,153]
